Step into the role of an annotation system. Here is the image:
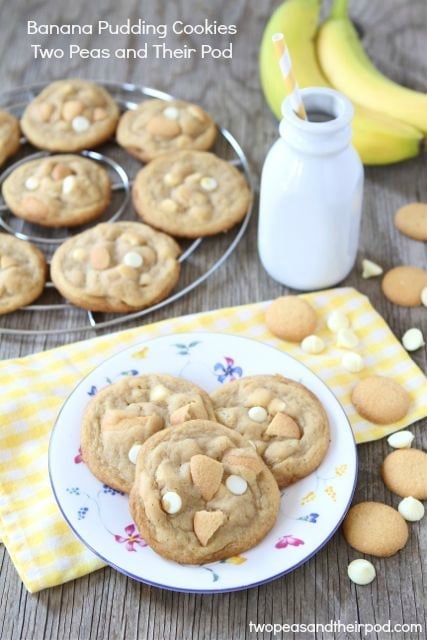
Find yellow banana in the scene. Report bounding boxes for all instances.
[316,0,427,134]
[259,0,423,164]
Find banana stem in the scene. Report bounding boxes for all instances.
[330,0,349,19]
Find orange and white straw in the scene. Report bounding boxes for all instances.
[272,33,307,120]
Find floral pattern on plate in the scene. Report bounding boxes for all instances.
[49,332,357,593]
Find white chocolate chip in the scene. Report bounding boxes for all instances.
[341,352,364,373]
[248,406,268,422]
[160,198,178,213]
[163,173,181,187]
[387,430,415,449]
[336,328,359,349]
[24,177,39,191]
[62,175,77,195]
[185,172,203,185]
[361,259,383,279]
[200,176,218,192]
[128,444,142,465]
[301,335,325,354]
[347,559,376,585]
[421,287,427,307]
[123,251,143,268]
[72,115,90,133]
[398,496,425,522]
[161,491,182,514]
[150,384,169,402]
[72,248,86,261]
[163,106,180,120]
[327,310,350,332]
[402,328,425,352]
[225,475,248,495]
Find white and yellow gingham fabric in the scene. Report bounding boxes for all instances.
[0,287,426,592]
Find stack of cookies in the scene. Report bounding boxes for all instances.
[0,79,252,315]
[81,372,330,564]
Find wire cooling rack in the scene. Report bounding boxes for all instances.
[0,81,253,336]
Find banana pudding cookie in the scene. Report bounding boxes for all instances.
[0,110,20,167]
[211,374,330,488]
[129,420,280,563]
[2,155,111,227]
[0,233,47,314]
[116,99,217,162]
[132,150,251,237]
[81,375,217,493]
[21,79,119,152]
[50,221,180,312]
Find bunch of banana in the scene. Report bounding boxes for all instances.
[317,0,427,134]
[259,0,424,165]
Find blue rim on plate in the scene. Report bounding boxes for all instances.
[48,331,358,593]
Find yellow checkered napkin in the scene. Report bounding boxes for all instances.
[0,287,426,592]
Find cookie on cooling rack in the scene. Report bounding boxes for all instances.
[0,233,47,314]
[0,110,20,168]
[116,99,217,162]
[129,420,280,564]
[81,374,217,493]
[132,150,251,238]
[2,155,111,227]
[50,221,180,312]
[21,79,119,152]
[210,374,330,488]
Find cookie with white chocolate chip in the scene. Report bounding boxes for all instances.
[50,221,180,312]
[116,99,217,162]
[81,374,217,493]
[129,420,280,564]
[0,110,20,168]
[211,374,330,488]
[132,150,251,237]
[21,79,119,152]
[2,155,111,227]
[0,233,47,314]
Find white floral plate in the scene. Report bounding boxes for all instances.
[49,332,357,593]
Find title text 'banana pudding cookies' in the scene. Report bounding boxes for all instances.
[50,221,181,312]
[132,150,251,237]
[117,99,217,162]
[2,155,111,227]
[0,233,47,314]
[129,420,280,564]
[211,374,330,488]
[21,79,119,152]
[81,374,216,493]
[0,110,20,168]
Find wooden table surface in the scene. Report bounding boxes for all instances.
[0,0,426,638]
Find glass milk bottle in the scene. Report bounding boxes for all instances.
[258,87,364,290]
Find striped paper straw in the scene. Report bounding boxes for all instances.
[272,32,307,120]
